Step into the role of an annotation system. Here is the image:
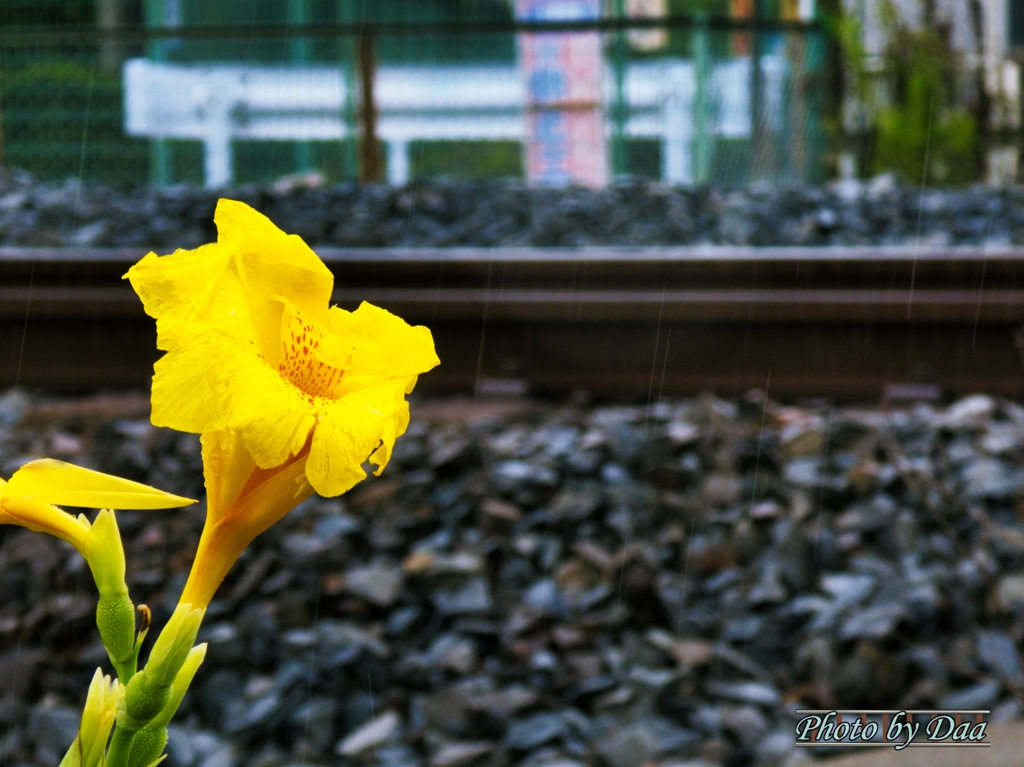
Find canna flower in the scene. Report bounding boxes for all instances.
[0,458,195,557]
[125,199,439,608]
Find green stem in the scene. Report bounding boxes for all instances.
[104,726,137,767]
[112,656,136,685]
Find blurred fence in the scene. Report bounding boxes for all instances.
[0,15,828,188]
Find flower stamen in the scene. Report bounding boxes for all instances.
[277,314,344,399]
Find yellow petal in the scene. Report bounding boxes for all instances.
[207,332,317,468]
[369,402,411,475]
[0,497,91,553]
[306,381,409,496]
[275,297,345,399]
[200,429,257,524]
[321,302,440,385]
[181,457,312,608]
[150,326,228,434]
[126,241,265,358]
[215,200,334,360]
[124,242,234,330]
[150,317,317,466]
[5,459,195,509]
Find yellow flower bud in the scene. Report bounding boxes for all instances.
[85,509,127,597]
[60,669,123,767]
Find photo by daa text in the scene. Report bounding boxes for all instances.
[794,710,990,750]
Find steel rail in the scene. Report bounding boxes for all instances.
[1,246,1021,399]
[0,245,1021,263]
[2,287,1022,323]
[0,17,824,45]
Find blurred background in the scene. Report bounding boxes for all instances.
[6,5,1024,767]
[0,0,1017,191]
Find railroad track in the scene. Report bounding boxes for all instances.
[2,246,1022,399]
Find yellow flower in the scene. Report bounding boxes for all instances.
[0,458,195,555]
[125,199,439,607]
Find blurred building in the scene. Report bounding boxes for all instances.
[122,0,831,187]
[839,0,1022,182]
[4,0,1020,187]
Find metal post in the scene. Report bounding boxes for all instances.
[610,0,628,177]
[750,0,765,182]
[357,31,382,184]
[1019,52,1024,183]
[693,13,712,183]
[337,0,359,180]
[787,30,805,182]
[289,0,313,174]
[0,68,6,167]
[145,0,171,186]
[97,0,124,76]
[968,0,990,181]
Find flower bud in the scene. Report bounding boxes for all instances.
[57,743,81,767]
[126,644,206,767]
[83,510,141,680]
[144,605,205,689]
[60,669,122,767]
[126,726,167,767]
[85,509,127,598]
[96,592,137,680]
[121,671,170,731]
[122,605,205,729]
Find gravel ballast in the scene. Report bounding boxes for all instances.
[0,170,1020,249]
[1,389,1024,767]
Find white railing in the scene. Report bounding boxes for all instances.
[124,57,783,188]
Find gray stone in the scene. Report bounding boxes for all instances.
[820,573,876,606]
[704,681,781,706]
[941,394,996,426]
[0,389,30,427]
[424,633,478,674]
[938,680,1002,710]
[431,577,494,615]
[371,745,422,767]
[429,741,493,767]
[200,622,246,666]
[976,630,1024,687]
[223,689,284,735]
[345,562,405,607]
[596,717,698,767]
[198,744,240,767]
[505,712,568,750]
[336,711,403,757]
[289,698,339,755]
[754,729,800,767]
[524,578,567,616]
[28,706,80,765]
[166,727,225,767]
[720,705,768,747]
[963,459,1019,500]
[839,601,907,640]
[783,458,826,488]
[995,574,1024,610]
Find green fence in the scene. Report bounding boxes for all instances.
[0,4,828,188]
